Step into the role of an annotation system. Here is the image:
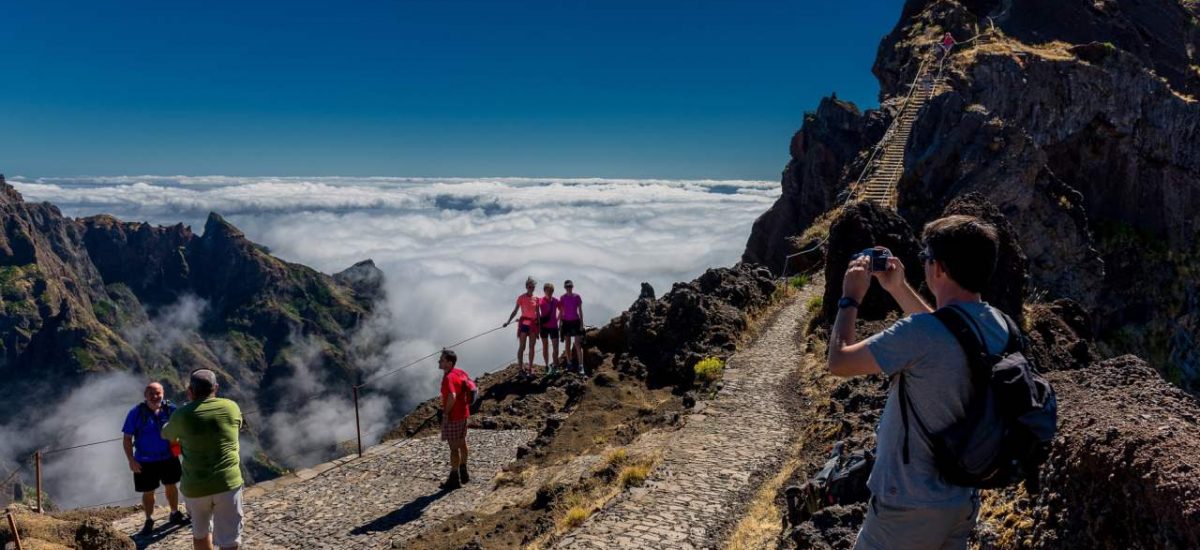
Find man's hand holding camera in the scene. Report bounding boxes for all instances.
[847,246,933,316]
[842,254,873,305]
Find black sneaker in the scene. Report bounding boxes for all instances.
[169,510,190,525]
[459,464,470,484]
[139,518,155,536]
[439,471,462,490]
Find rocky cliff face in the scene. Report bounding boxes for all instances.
[0,175,383,420]
[744,0,1200,388]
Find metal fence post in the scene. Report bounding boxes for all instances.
[6,511,23,549]
[33,451,42,513]
[352,385,363,458]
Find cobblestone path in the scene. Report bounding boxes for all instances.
[556,292,808,550]
[114,429,535,549]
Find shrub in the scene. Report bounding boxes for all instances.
[618,464,650,488]
[693,357,725,384]
[788,274,811,289]
[805,295,824,315]
[602,448,628,468]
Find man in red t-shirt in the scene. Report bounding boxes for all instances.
[438,350,474,489]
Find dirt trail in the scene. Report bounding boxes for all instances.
[555,287,813,550]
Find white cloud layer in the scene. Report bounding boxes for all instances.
[12,175,776,385]
[4,175,777,504]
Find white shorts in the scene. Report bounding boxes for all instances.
[185,486,244,548]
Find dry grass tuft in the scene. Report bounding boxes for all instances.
[602,448,628,469]
[560,506,590,529]
[618,464,650,488]
[976,486,1037,548]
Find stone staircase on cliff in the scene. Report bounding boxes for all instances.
[853,55,947,208]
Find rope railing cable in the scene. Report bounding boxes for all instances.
[74,488,165,511]
[25,326,517,509]
[358,324,506,387]
[0,457,28,488]
[42,437,124,456]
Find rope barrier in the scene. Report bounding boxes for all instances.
[358,324,506,387]
[42,437,124,455]
[1,458,28,488]
[25,323,509,465]
[17,275,549,511]
[73,488,166,511]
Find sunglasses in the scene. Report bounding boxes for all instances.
[918,250,935,264]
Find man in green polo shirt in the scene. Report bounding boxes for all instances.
[162,369,244,550]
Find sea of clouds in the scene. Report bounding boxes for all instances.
[4,175,778,508]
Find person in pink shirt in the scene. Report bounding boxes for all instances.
[504,277,540,377]
[558,280,584,373]
[940,32,956,56]
[538,282,561,375]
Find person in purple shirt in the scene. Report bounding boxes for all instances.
[538,282,561,375]
[122,381,188,536]
[558,280,585,373]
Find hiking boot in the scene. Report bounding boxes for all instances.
[439,471,462,490]
[139,518,155,536]
[169,510,189,525]
[459,464,470,484]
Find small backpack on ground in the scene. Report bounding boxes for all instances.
[899,305,1057,490]
[784,441,874,527]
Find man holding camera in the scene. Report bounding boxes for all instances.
[826,215,1011,550]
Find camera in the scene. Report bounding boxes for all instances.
[855,247,892,272]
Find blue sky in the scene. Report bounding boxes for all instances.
[0,1,900,179]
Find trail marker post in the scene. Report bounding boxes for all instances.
[33,451,42,513]
[352,385,363,458]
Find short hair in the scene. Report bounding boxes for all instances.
[189,369,218,398]
[440,349,458,365]
[525,276,536,287]
[564,279,573,287]
[543,282,555,292]
[921,215,999,293]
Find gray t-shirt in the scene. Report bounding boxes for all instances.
[864,301,1009,508]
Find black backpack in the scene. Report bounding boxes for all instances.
[784,441,874,527]
[899,305,1057,490]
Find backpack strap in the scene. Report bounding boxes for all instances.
[898,375,933,464]
[999,312,1023,355]
[899,305,999,464]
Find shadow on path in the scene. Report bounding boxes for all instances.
[133,522,188,550]
[350,488,452,535]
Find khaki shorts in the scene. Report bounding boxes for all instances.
[854,494,979,550]
[186,486,244,548]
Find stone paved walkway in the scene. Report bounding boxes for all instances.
[555,291,808,550]
[114,429,535,549]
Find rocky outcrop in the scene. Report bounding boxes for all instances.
[1014,355,1200,549]
[593,263,779,387]
[744,0,1200,387]
[741,97,884,274]
[816,195,1028,327]
[0,175,383,420]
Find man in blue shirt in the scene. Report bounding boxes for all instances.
[122,381,188,536]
